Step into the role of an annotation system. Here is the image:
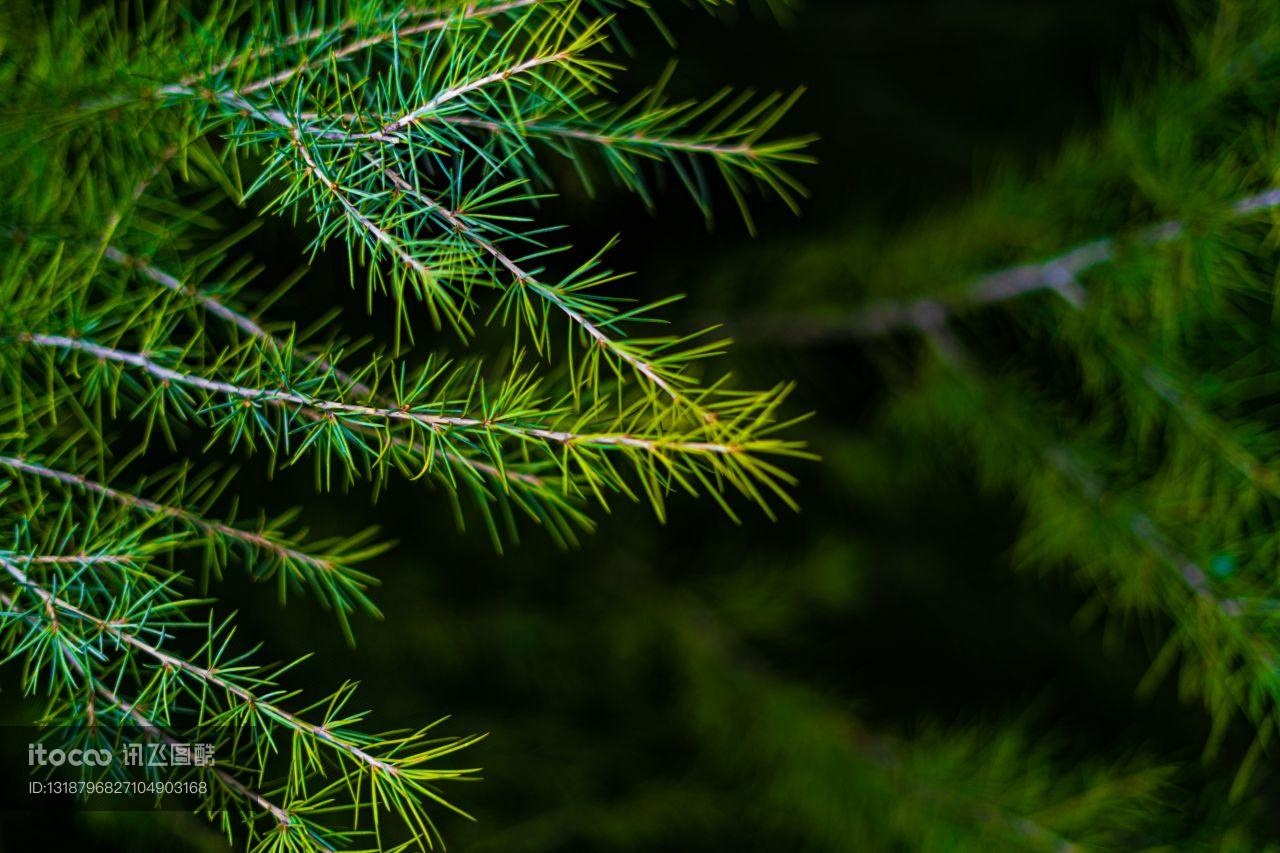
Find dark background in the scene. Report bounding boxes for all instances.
[10,0,1251,849]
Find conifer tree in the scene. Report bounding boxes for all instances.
[0,1,810,849]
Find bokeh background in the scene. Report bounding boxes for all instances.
[14,0,1280,849]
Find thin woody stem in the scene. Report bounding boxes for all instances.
[0,455,352,581]
[371,50,578,138]
[234,0,542,96]
[287,109,789,165]
[372,159,703,413]
[100,248,544,488]
[919,328,1253,622]
[282,125,437,284]
[103,247,268,340]
[9,554,135,566]
[762,187,1280,341]
[394,113,765,158]
[1,557,400,778]
[20,335,747,456]
[0,584,295,828]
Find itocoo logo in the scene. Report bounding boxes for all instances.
[27,743,113,767]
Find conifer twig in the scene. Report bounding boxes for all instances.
[0,456,361,582]
[3,557,411,779]
[758,187,1280,341]
[0,584,296,828]
[4,582,295,827]
[915,325,1279,725]
[370,158,695,409]
[103,247,268,339]
[233,0,544,96]
[20,336,756,457]
[0,454,382,636]
[0,2,809,843]
[102,246,547,489]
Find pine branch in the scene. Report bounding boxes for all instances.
[169,0,807,404]
[0,551,482,850]
[753,187,1280,342]
[231,0,546,96]
[369,156,699,409]
[18,334,784,460]
[0,454,384,641]
[0,1,809,844]
[905,326,1280,762]
[101,246,555,497]
[419,81,817,227]
[89,680,295,831]
[103,247,269,340]
[0,582,296,829]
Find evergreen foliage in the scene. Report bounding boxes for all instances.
[0,0,809,848]
[678,0,1280,845]
[14,0,1280,850]
[743,0,1280,763]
